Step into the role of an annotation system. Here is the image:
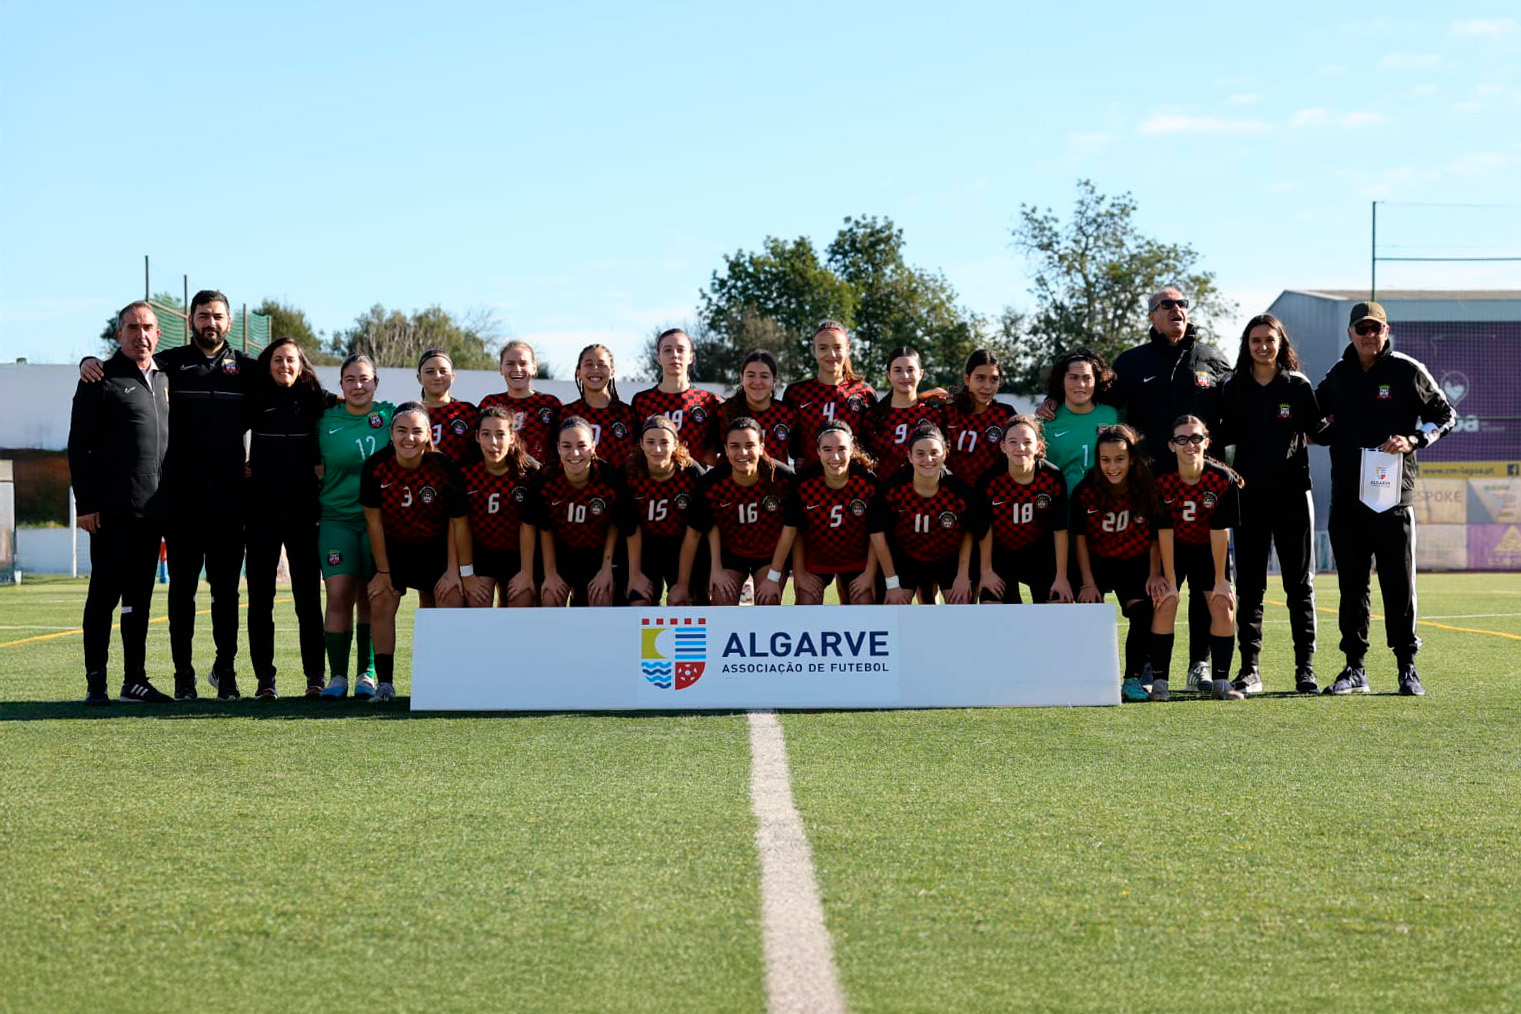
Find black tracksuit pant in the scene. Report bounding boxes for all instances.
[1235,485,1317,669]
[83,514,163,684]
[1328,499,1419,666]
[167,501,245,678]
[245,514,325,684]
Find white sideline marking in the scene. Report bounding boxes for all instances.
[749,710,847,1014]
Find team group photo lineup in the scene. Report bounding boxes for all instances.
[70,285,1455,706]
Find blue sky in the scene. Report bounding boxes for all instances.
[2,1,1517,376]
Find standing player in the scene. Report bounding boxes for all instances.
[1152,416,1244,701]
[869,422,987,605]
[457,406,539,607]
[529,417,635,607]
[245,337,330,699]
[624,415,708,606]
[785,420,880,605]
[479,340,559,464]
[416,348,478,463]
[977,416,1072,605]
[630,328,723,465]
[782,320,875,469]
[1043,348,1121,494]
[317,354,394,699]
[719,351,798,463]
[561,344,640,467]
[941,349,1015,481]
[1071,425,1164,703]
[862,347,943,475]
[1220,315,1323,693]
[675,417,797,606]
[361,403,469,702]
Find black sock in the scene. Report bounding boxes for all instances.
[1150,633,1175,683]
[1211,635,1234,682]
[1123,603,1152,678]
[375,653,395,684]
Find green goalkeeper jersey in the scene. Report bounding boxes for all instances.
[317,400,395,523]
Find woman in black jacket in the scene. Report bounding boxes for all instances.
[244,337,333,699]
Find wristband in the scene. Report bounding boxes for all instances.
[766,569,783,583]
[458,564,475,578]
[884,575,901,590]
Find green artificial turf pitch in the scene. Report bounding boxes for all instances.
[2,574,1518,1013]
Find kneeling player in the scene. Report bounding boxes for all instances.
[977,415,1072,604]
[458,406,539,607]
[625,415,709,605]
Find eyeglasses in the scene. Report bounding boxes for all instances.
[1152,298,1189,311]
[1170,433,1207,446]
[1354,322,1385,336]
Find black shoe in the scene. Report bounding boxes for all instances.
[1295,667,1319,694]
[1398,662,1425,696]
[85,675,111,707]
[1232,668,1264,695]
[174,674,198,701]
[255,680,278,701]
[209,667,241,700]
[1325,666,1369,696]
[119,679,174,704]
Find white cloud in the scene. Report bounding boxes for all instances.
[1068,132,1117,152]
[1452,100,1483,113]
[1448,152,1511,175]
[1138,114,1271,135]
[1380,53,1441,70]
[1408,84,1439,97]
[1269,182,1294,194]
[1340,111,1386,127]
[1316,63,1349,76]
[1449,18,1517,38]
[1290,108,1328,128]
[1227,93,1260,105]
[1290,109,1385,129]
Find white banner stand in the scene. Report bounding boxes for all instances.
[412,604,1119,711]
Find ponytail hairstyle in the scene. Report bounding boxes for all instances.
[813,319,864,385]
[953,348,1001,414]
[816,418,876,471]
[415,347,454,399]
[1088,424,1159,517]
[1233,313,1300,379]
[722,350,780,430]
[574,343,623,404]
[1044,347,1115,406]
[477,405,536,478]
[724,416,781,487]
[869,346,922,422]
[390,400,437,455]
[1003,413,1046,458]
[1169,414,1245,488]
[627,413,695,478]
[905,419,949,477]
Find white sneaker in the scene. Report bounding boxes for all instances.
[353,675,377,700]
[1185,661,1209,692]
[374,682,395,703]
[319,676,349,699]
[1233,669,1264,695]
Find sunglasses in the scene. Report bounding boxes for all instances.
[1354,322,1385,336]
[1170,433,1207,446]
[1153,298,1189,311]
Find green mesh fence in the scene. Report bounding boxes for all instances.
[148,300,270,356]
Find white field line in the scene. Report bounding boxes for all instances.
[748,710,847,1014]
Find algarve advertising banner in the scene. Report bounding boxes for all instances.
[412,604,1119,711]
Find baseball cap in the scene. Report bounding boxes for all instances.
[1349,301,1387,326]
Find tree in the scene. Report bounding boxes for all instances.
[254,298,331,358]
[1007,179,1236,395]
[328,304,503,371]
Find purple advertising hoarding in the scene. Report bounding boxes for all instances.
[1467,523,1521,571]
[1393,321,1521,462]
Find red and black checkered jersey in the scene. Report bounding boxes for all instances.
[721,398,799,463]
[784,462,879,574]
[624,463,706,539]
[978,460,1068,553]
[863,400,944,475]
[359,451,467,545]
[478,391,561,465]
[526,460,633,550]
[1070,476,1154,561]
[426,399,479,463]
[869,471,989,564]
[1156,462,1239,546]
[629,386,723,462]
[560,398,640,467]
[941,401,1016,480]
[782,377,876,467]
[687,461,796,561]
[459,459,535,551]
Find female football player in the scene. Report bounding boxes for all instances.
[868,421,986,605]
[361,402,469,702]
[719,350,798,463]
[456,406,539,607]
[1043,348,1120,494]
[561,343,641,467]
[976,415,1072,605]
[416,348,478,462]
[863,347,943,474]
[630,328,723,465]
[941,349,1015,480]
[529,416,634,607]
[675,417,796,606]
[479,339,560,464]
[625,415,708,605]
[782,320,876,469]
[784,420,880,605]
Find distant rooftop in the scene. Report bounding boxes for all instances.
[1291,289,1521,301]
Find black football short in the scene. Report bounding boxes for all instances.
[385,537,448,595]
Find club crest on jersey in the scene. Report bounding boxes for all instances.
[1377,384,1392,400]
[849,498,868,517]
[611,421,629,438]
[986,425,1004,443]
[451,419,469,435]
[848,395,866,412]
[221,360,239,375]
[419,485,437,504]
[938,510,958,529]
[537,407,553,424]
[327,550,342,566]
[1195,371,1210,388]
[1201,492,1218,509]
[774,423,791,442]
[512,486,528,502]
[674,492,691,511]
[640,616,706,690]
[762,496,781,513]
[588,497,606,516]
[1035,493,1052,510]
[691,406,707,423]
[1278,403,1292,419]
[368,413,385,428]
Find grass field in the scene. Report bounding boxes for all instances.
[2,574,1519,1013]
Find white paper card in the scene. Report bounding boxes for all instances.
[1359,448,1404,513]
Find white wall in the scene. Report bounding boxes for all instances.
[17,526,88,576]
